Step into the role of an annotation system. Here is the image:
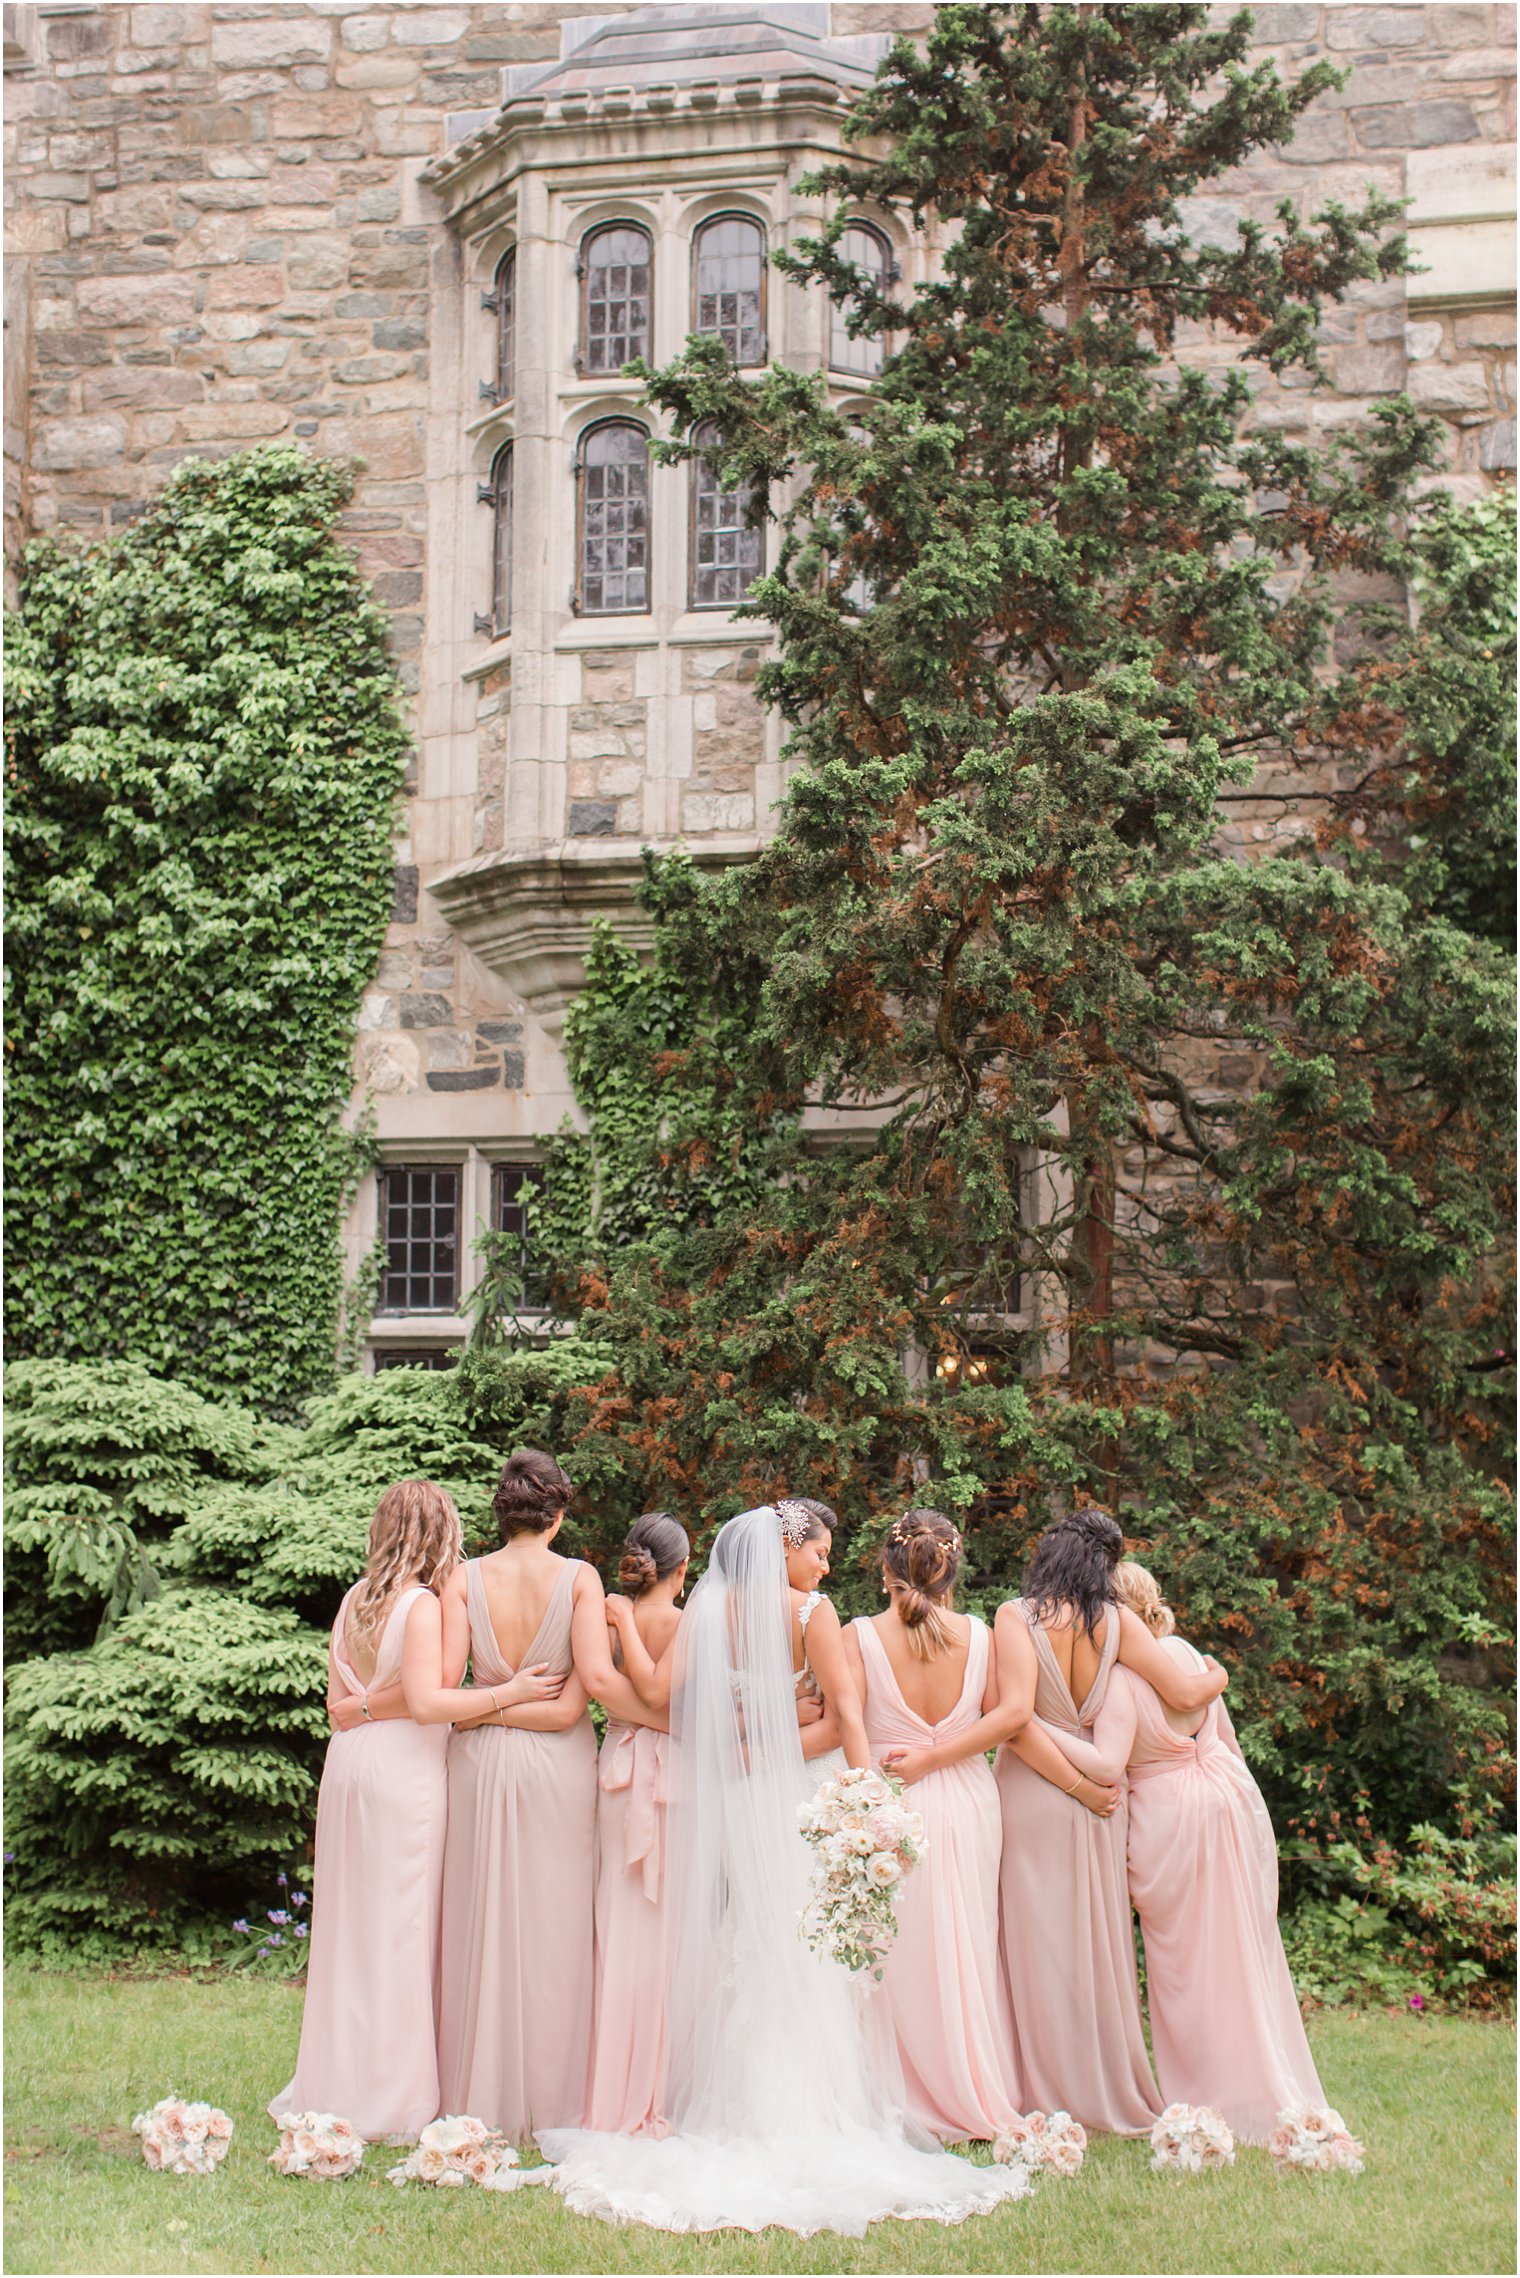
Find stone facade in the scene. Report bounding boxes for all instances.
[3,1,1513,1367]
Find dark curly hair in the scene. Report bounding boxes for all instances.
[1023,1506,1124,1638]
[493,1448,573,1543]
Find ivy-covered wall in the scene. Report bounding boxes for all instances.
[4,448,408,1413]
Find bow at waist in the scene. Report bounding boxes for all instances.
[599,1723,667,1902]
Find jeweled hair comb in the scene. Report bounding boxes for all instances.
[774,1499,814,1549]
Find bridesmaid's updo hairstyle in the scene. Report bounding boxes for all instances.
[618,1511,689,1597]
[494,1447,574,1542]
[883,1508,962,1661]
[1115,1559,1176,1638]
[352,1479,463,1639]
[1023,1504,1124,1639]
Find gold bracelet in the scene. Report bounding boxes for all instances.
[1063,1771,1084,1795]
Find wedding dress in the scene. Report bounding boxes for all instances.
[537,1508,1030,2235]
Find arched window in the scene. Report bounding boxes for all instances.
[829,222,892,379]
[580,223,651,376]
[577,421,649,615]
[487,442,513,635]
[488,245,516,403]
[689,419,762,611]
[693,213,766,367]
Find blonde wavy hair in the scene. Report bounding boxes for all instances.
[1114,1559,1175,1639]
[350,1479,464,1640]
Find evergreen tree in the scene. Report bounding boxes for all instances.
[523,4,1513,1840]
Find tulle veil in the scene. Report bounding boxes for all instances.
[537,1507,1028,2235]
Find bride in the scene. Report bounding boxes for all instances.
[536,1506,1030,2236]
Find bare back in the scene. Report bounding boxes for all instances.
[1034,1606,1110,1717]
[476,1545,569,1672]
[866,1608,975,1726]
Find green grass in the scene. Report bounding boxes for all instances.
[2,1973,1514,2275]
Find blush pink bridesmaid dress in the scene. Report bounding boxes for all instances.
[1120,1649,1327,2142]
[583,1718,669,2134]
[994,1602,1161,2134]
[435,1555,598,2140]
[271,1583,448,2139]
[851,1615,1023,2143]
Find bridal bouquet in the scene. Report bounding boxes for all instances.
[269,2110,365,2180]
[995,2110,1087,2178]
[1149,2104,1236,2173]
[1269,2102,1365,2175]
[132,2094,234,2175]
[797,1766,926,1979]
[386,2115,529,2190]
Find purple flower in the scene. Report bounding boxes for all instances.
[267,1909,290,1926]
[269,1933,285,1948]
[258,1942,274,1955]
[232,1918,249,1935]
[4,1851,14,1865]
[275,1872,288,1888]
[294,1924,308,1941]
[1409,1994,1424,2011]
[292,1891,308,1910]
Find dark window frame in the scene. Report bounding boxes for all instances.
[691,211,767,368]
[579,220,653,377]
[377,1164,461,1315]
[575,417,651,617]
[688,418,764,611]
[828,220,894,379]
[490,1160,548,1311]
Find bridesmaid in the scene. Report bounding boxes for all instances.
[587,1512,689,2134]
[433,1448,653,2141]
[990,1507,1229,2134]
[271,1480,555,2140]
[840,1509,1024,2145]
[1039,1559,1328,2143]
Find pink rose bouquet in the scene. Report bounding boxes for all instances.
[1269,2102,1365,2175]
[132,2094,234,2175]
[386,2114,532,2191]
[269,2110,365,2179]
[797,1766,926,1978]
[1149,2103,1236,2173]
[995,2109,1088,2179]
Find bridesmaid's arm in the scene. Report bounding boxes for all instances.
[801,1600,870,1771]
[440,1566,471,1687]
[1027,1682,1139,1784]
[569,1569,666,1731]
[1117,1606,1228,1711]
[605,1596,672,1713]
[401,1593,564,1726]
[884,1604,1035,1777]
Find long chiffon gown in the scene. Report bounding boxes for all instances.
[994,1601,1161,2135]
[852,1615,1023,2143]
[435,1556,598,2139]
[584,1718,669,2134]
[271,1583,447,2139]
[1121,1643,1327,2142]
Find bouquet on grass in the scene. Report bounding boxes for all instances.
[132,2095,234,2175]
[387,2114,532,2190]
[1269,2103,1364,2174]
[797,1765,926,1978]
[1149,2104,1236,2172]
[995,2110,1088,2177]
[269,2110,364,2179]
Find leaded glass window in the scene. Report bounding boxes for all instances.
[578,421,650,615]
[829,222,891,378]
[492,1162,548,1309]
[693,213,765,367]
[690,420,762,610]
[489,442,513,635]
[581,223,651,375]
[379,1166,459,1312]
[493,245,516,401]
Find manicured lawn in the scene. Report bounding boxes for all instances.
[2,1973,1513,2275]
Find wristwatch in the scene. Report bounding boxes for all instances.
[360,1695,372,1721]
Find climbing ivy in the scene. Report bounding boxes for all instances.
[4,447,408,1413]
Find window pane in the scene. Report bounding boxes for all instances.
[495,247,516,401]
[580,423,650,614]
[694,215,765,367]
[378,1166,460,1312]
[583,225,651,374]
[689,420,762,610]
[491,445,513,635]
[830,223,889,378]
[492,1162,548,1308]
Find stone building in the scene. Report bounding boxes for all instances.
[4,0,1514,1370]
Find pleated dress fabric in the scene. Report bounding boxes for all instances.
[993,1601,1161,2135]
[435,1556,598,2141]
[852,1615,1023,2143]
[584,1720,670,2134]
[1122,1652,1326,2143]
[271,1583,448,2140]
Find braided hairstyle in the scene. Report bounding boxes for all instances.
[350,1479,463,1640]
[493,1447,573,1542]
[617,1511,690,1598]
[1023,1505,1124,1637]
[1115,1559,1175,1638]
[882,1507,962,1661]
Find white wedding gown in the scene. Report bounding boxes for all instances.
[537,1508,1030,2235]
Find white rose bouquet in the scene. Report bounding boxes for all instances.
[1268,2102,1365,2175]
[1149,2103,1236,2172]
[132,2094,234,2175]
[797,1765,926,1979]
[386,2114,532,2190]
[994,2109,1087,2178]
[269,2110,365,2179]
